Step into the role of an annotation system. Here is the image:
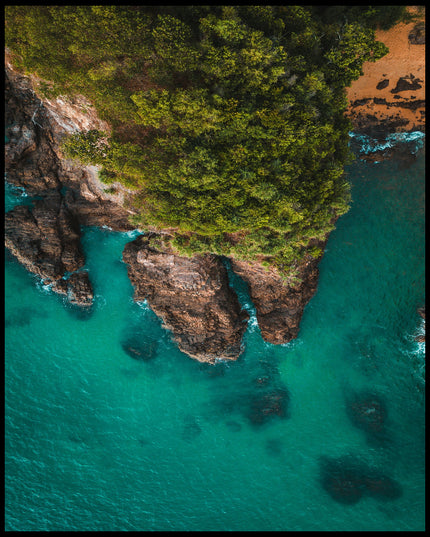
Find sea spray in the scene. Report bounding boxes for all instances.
[349,130,425,157]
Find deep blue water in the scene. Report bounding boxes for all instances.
[4,138,425,531]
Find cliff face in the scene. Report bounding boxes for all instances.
[5,65,134,308]
[123,234,249,362]
[345,9,425,137]
[5,64,135,229]
[230,252,323,345]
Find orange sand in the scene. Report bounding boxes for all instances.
[346,7,425,131]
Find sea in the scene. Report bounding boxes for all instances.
[4,133,425,531]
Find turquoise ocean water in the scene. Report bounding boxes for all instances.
[5,138,425,531]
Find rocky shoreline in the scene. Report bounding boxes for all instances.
[5,63,332,362]
[4,11,426,363]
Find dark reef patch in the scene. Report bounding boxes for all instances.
[216,355,291,428]
[121,333,158,362]
[345,389,390,445]
[247,387,290,425]
[182,416,203,442]
[319,455,402,505]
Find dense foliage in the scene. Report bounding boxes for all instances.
[5,6,408,275]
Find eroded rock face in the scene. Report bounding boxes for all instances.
[230,251,323,345]
[5,66,134,231]
[5,64,134,310]
[122,234,249,363]
[52,272,94,308]
[5,193,84,283]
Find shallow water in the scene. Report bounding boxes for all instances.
[4,142,425,531]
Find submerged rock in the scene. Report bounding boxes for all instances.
[362,473,403,501]
[347,391,387,435]
[319,455,402,505]
[320,457,366,504]
[121,334,158,362]
[247,387,290,425]
[122,234,249,363]
[345,389,389,444]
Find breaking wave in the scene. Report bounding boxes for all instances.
[349,130,425,158]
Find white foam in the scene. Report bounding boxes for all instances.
[349,130,425,155]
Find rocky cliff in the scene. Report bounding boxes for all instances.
[4,10,426,362]
[122,234,249,362]
[230,249,325,345]
[5,64,135,308]
[5,63,251,360]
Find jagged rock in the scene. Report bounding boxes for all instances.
[52,272,93,308]
[5,66,135,231]
[5,194,84,284]
[415,306,425,342]
[230,247,325,344]
[65,272,93,307]
[409,22,425,45]
[122,234,249,363]
[390,75,423,94]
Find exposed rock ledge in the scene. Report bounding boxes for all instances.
[122,234,249,363]
[5,65,135,309]
[230,252,324,345]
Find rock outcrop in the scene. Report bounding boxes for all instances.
[5,63,134,309]
[230,246,325,345]
[5,64,135,230]
[415,306,425,342]
[122,234,249,363]
[319,455,403,505]
[5,192,84,279]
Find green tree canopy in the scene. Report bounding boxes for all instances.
[5,5,403,275]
